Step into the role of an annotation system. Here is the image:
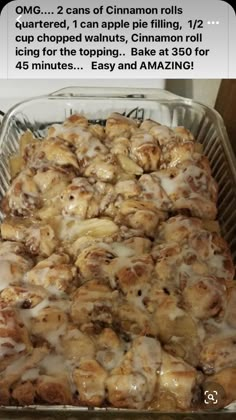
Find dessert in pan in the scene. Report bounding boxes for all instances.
[0,112,235,410]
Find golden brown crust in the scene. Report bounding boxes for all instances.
[200,335,236,374]
[36,375,72,404]
[25,253,77,293]
[73,360,108,406]
[12,381,36,405]
[208,367,236,408]
[71,280,118,332]
[106,337,161,409]
[105,113,138,140]
[153,351,198,411]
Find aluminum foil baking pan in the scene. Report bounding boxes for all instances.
[0,87,236,419]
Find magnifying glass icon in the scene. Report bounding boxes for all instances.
[207,393,215,402]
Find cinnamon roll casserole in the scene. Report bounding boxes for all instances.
[0,112,235,411]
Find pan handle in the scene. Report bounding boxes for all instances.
[48,86,184,100]
[48,86,146,98]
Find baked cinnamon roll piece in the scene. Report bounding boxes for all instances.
[105,113,138,140]
[153,351,198,411]
[106,336,161,409]
[71,280,118,333]
[25,253,77,294]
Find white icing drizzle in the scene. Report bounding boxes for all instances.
[0,337,25,357]
[21,368,40,381]
[44,323,67,351]
[39,354,67,375]
[0,260,14,291]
